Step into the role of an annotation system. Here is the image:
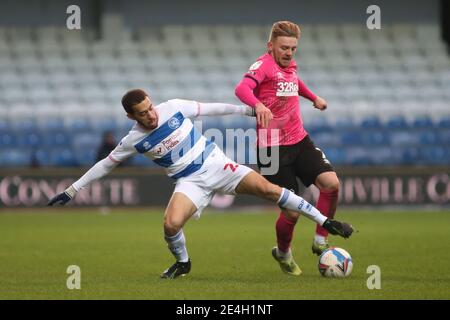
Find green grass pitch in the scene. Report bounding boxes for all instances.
[0,209,449,299]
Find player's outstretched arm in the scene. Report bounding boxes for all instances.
[47,157,119,206]
[196,102,256,117]
[174,99,256,119]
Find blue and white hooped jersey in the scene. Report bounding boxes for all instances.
[108,99,215,179]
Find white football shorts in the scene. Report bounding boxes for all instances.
[173,146,254,219]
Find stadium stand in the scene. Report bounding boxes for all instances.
[0,24,449,167]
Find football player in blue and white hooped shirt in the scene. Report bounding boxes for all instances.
[48,89,353,279]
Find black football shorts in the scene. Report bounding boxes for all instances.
[257,135,334,193]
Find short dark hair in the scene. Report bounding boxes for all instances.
[121,89,148,114]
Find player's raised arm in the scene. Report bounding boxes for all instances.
[172,99,256,118]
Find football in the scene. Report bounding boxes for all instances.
[318,247,353,278]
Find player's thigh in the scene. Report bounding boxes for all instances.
[235,172,300,220]
[294,137,335,187]
[235,171,281,201]
[164,192,198,228]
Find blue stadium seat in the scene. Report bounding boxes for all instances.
[412,116,434,130]
[0,119,9,132]
[42,132,72,147]
[324,147,346,165]
[74,148,97,166]
[72,133,102,149]
[93,118,118,132]
[312,132,342,147]
[421,146,449,165]
[438,117,450,129]
[0,133,17,148]
[305,118,333,134]
[360,116,382,130]
[401,147,421,164]
[65,118,93,132]
[419,131,438,145]
[386,115,409,130]
[341,131,363,145]
[390,131,419,147]
[362,131,390,146]
[438,129,450,144]
[50,148,78,167]
[38,118,65,132]
[11,119,37,133]
[17,132,42,148]
[334,118,356,130]
[117,121,134,134]
[346,147,373,165]
[0,149,31,167]
[372,147,402,165]
[34,148,52,166]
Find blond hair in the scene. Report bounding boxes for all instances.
[268,21,301,42]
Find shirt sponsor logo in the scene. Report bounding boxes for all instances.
[298,199,305,210]
[161,130,183,151]
[276,81,299,96]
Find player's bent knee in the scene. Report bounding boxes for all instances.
[163,216,183,235]
[317,175,340,192]
[323,179,340,192]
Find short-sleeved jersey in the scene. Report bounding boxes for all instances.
[109,99,215,179]
[245,53,307,147]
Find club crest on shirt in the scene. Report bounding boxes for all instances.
[168,117,181,129]
[249,60,263,71]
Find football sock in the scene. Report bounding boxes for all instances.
[276,247,292,260]
[275,212,296,253]
[315,190,339,237]
[314,235,327,245]
[164,229,189,262]
[277,188,327,226]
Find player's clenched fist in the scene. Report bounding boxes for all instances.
[47,185,77,206]
[313,96,327,111]
[255,102,273,128]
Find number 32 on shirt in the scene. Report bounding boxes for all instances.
[276,81,299,97]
